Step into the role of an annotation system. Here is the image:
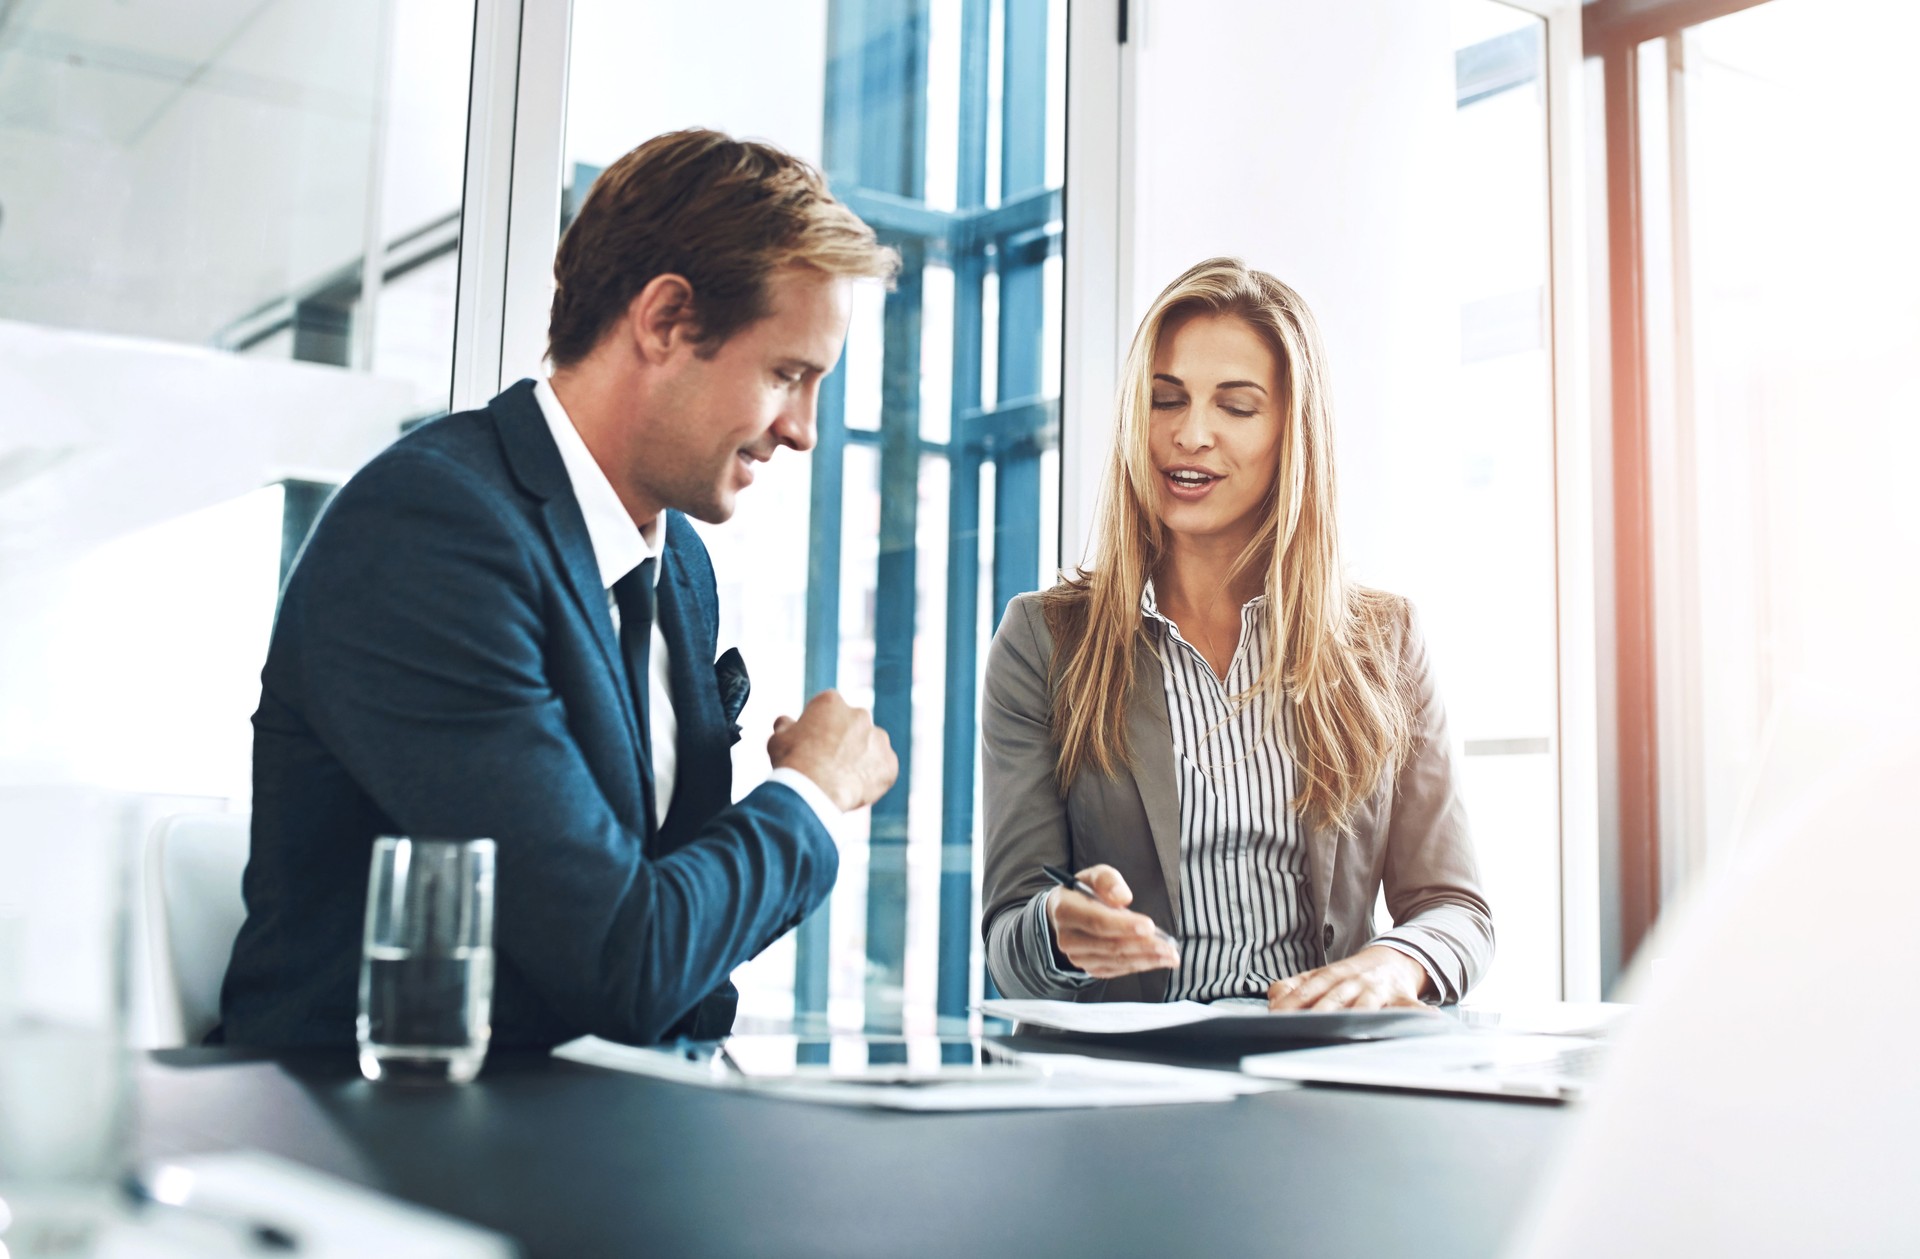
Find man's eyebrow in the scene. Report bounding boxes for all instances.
[784,357,830,375]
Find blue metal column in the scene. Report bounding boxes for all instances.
[818,0,931,1033]
[869,248,924,1032]
[863,0,930,1033]
[796,0,875,1026]
[795,364,847,1023]
[991,0,1050,621]
[935,0,994,1029]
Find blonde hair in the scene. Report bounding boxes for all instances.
[1044,257,1414,831]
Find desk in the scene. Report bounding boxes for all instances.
[136,1046,1568,1259]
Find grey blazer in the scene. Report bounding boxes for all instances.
[980,589,1493,1004]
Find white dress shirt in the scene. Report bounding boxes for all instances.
[533,379,837,829]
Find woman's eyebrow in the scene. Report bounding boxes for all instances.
[1214,379,1268,394]
[1152,373,1184,387]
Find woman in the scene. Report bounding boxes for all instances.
[981,258,1492,1010]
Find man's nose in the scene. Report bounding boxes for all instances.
[776,384,820,453]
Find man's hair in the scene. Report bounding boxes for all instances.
[547,128,898,366]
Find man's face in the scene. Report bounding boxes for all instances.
[636,266,853,524]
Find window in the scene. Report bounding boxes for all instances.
[1636,0,1920,901]
[1444,0,1561,1005]
[1587,0,1920,972]
[0,0,475,797]
[561,0,1066,1034]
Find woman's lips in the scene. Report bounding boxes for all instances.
[1162,469,1221,501]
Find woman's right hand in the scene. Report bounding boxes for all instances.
[1047,865,1180,978]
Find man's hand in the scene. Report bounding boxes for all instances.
[1048,865,1179,979]
[768,690,897,812]
[1266,945,1432,1011]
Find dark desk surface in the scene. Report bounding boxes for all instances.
[136,1045,1568,1259]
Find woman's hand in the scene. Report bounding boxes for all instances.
[1267,945,1430,1011]
[1047,865,1180,979]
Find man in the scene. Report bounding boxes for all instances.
[220,129,899,1047]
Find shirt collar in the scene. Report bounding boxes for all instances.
[534,377,661,590]
[1140,577,1267,623]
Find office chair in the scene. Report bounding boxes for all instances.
[142,810,251,1047]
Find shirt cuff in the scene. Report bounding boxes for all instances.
[765,767,839,827]
[1369,934,1452,1005]
[1028,887,1095,987]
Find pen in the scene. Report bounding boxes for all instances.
[677,1037,747,1075]
[1040,863,1178,945]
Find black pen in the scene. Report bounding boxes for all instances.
[1040,863,1178,945]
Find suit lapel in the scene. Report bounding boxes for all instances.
[543,500,632,732]
[489,381,647,786]
[1124,633,1183,925]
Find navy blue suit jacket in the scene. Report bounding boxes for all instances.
[220,380,837,1047]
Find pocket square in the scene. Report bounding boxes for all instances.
[715,647,751,731]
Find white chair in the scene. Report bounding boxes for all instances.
[141,811,252,1047]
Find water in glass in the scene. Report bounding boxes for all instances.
[357,836,495,1084]
[358,942,494,1083]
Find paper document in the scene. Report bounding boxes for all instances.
[980,997,1449,1043]
[554,1036,1291,1111]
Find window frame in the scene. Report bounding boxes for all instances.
[1581,0,1774,981]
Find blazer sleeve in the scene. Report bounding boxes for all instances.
[284,448,837,1044]
[1369,601,1495,1003]
[979,596,1094,999]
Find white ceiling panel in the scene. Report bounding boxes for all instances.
[0,47,176,145]
[215,0,385,103]
[1,0,267,72]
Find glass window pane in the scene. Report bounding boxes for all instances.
[0,0,476,797]
[1446,0,1560,1005]
[562,0,1065,1034]
[1652,0,1920,896]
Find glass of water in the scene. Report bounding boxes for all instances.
[357,836,495,1085]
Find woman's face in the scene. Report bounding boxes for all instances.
[1146,311,1284,552]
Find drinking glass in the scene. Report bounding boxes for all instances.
[357,837,495,1084]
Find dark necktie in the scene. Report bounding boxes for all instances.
[611,557,658,793]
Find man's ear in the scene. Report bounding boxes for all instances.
[624,273,699,365]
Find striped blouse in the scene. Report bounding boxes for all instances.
[1032,584,1442,999]
[1031,585,1317,998]
[1144,584,1321,1000]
